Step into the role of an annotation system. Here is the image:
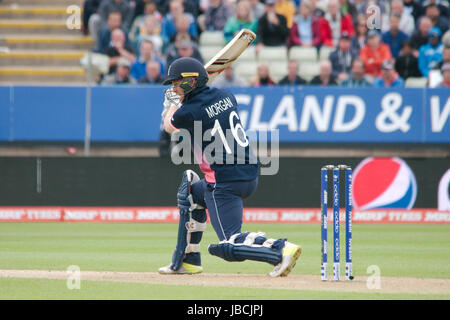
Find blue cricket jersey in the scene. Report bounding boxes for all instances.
[170,86,259,183]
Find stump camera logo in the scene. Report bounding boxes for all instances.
[353,157,417,210]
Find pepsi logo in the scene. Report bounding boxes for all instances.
[353,157,417,210]
[438,169,450,211]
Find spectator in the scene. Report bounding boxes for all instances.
[89,0,134,41]
[104,28,136,74]
[250,61,276,86]
[185,0,202,17]
[256,0,289,47]
[223,0,258,43]
[329,32,358,81]
[96,11,124,53]
[199,0,231,31]
[138,61,166,84]
[352,0,366,16]
[135,0,163,25]
[382,12,410,58]
[129,1,162,45]
[131,15,163,56]
[166,38,203,67]
[318,0,354,47]
[131,0,152,22]
[339,0,357,23]
[178,0,202,17]
[410,16,433,53]
[359,30,392,78]
[309,0,326,18]
[168,13,199,44]
[403,0,422,23]
[420,0,450,19]
[83,0,101,36]
[438,62,450,87]
[372,60,405,87]
[434,46,450,70]
[423,3,449,33]
[278,60,308,85]
[211,65,248,86]
[395,40,422,79]
[102,0,134,28]
[161,0,198,50]
[310,60,338,85]
[154,0,168,15]
[275,0,297,29]
[288,0,321,47]
[351,14,368,54]
[381,0,415,36]
[249,0,266,20]
[418,27,444,76]
[443,30,450,47]
[292,0,301,9]
[130,39,165,81]
[340,58,372,87]
[160,0,201,17]
[101,57,137,85]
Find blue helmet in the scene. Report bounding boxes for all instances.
[163,57,208,94]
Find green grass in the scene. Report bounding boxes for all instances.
[0,278,446,300]
[0,222,449,299]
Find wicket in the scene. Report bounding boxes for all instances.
[321,165,353,281]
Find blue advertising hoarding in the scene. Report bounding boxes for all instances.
[0,85,448,143]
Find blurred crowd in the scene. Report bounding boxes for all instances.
[82,0,450,87]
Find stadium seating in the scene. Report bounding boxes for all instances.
[3,4,434,88]
[80,52,109,76]
[319,46,335,61]
[298,62,321,81]
[288,46,318,63]
[199,31,226,47]
[238,45,256,62]
[405,77,428,88]
[257,46,288,62]
[234,61,258,80]
[0,0,89,83]
[199,37,327,83]
[269,61,289,82]
[199,32,299,83]
[199,46,223,62]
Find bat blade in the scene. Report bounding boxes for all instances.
[204,29,256,84]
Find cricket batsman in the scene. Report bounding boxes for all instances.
[158,57,302,277]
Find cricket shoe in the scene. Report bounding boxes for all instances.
[158,262,203,275]
[269,241,302,277]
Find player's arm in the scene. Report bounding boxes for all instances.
[162,86,184,134]
[163,104,180,134]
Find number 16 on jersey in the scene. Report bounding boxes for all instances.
[211,111,249,154]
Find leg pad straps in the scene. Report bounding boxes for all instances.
[208,232,285,266]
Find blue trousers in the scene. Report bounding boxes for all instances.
[191,178,258,241]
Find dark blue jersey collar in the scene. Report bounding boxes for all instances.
[185,85,209,101]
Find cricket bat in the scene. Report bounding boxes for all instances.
[204,29,256,84]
